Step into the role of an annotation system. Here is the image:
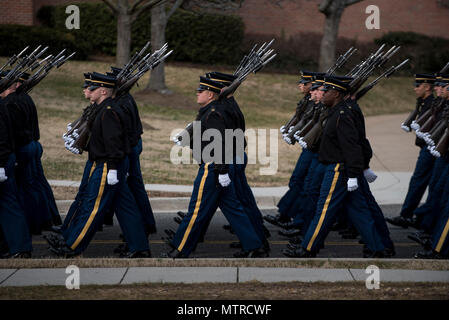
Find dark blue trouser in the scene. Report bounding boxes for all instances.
[127,139,156,230]
[277,149,314,220]
[0,153,32,254]
[34,141,61,225]
[171,163,263,257]
[15,142,52,234]
[400,147,435,218]
[414,156,449,233]
[63,160,149,254]
[431,193,449,256]
[358,176,394,250]
[61,160,94,232]
[290,153,320,228]
[302,164,385,254]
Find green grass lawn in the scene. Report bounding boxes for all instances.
[1,58,417,186]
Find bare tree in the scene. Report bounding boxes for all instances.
[102,0,167,66]
[318,0,364,71]
[145,0,244,93]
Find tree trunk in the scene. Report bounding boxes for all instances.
[116,1,132,67]
[146,3,170,93]
[318,2,344,71]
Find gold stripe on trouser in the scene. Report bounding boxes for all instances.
[70,163,108,250]
[178,163,209,252]
[435,218,449,253]
[307,164,340,252]
[89,162,96,178]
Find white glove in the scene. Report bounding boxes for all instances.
[293,131,301,141]
[347,178,358,192]
[67,123,72,131]
[107,169,119,185]
[363,168,377,183]
[298,138,307,149]
[400,124,410,132]
[283,135,292,145]
[72,129,79,139]
[0,168,7,182]
[280,125,286,134]
[288,126,294,133]
[218,173,231,187]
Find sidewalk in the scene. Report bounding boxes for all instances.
[50,170,417,214]
[1,265,448,286]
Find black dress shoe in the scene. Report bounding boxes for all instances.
[43,234,66,249]
[177,211,186,219]
[2,252,32,259]
[263,214,286,227]
[286,243,301,251]
[414,249,447,259]
[49,244,78,258]
[173,216,182,224]
[385,216,410,228]
[229,241,242,249]
[288,235,304,245]
[363,250,385,258]
[278,228,301,238]
[278,221,302,230]
[249,247,269,258]
[160,249,186,258]
[114,243,129,254]
[282,247,316,258]
[408,232,432,249]
[122,250,152,258]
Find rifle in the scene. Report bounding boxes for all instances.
[431,127,449,157]
[0,46,29,72]
[327,47,357,75]
[115,41,151,86]
[356,59,409,101]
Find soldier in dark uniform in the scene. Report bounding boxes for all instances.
[410,75,449,235]
[264,71,317,227]
[58,73,95,234]
[387,74,436,228]
[162,76,266,258]
[282,76,385,258]
[1,72,56,234]
[106,66,156,236]
[0,82,32,258]
[45,73,150,258]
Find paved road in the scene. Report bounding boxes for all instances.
[30,204,425,259]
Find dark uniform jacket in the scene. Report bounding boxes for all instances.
[308,102,326,153]
[222,96,247,154]
[114,93,143,149]
[191,99,232,175]
[415,95,434,148]
[345,99,373,170]
[0,99,15,167]
[3,92,39,148]
[87,97,126,170]
[318,100,364,179]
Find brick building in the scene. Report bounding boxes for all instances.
[2,0,449,42]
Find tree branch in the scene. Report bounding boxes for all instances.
[319,0,334,13]
[345,0,364,7]
[167,0,184,19]
[102,0,119,13]
[130,0,167,15]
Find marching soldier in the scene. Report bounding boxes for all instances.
[264,71,317,227]
[1,72,57,234]
[162,76,267,258]
[282,76,386,258]
[387,74,436,228]
[0,82,33,258]
[45,73,150,258]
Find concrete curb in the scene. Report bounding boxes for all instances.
[1,267,448,286]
